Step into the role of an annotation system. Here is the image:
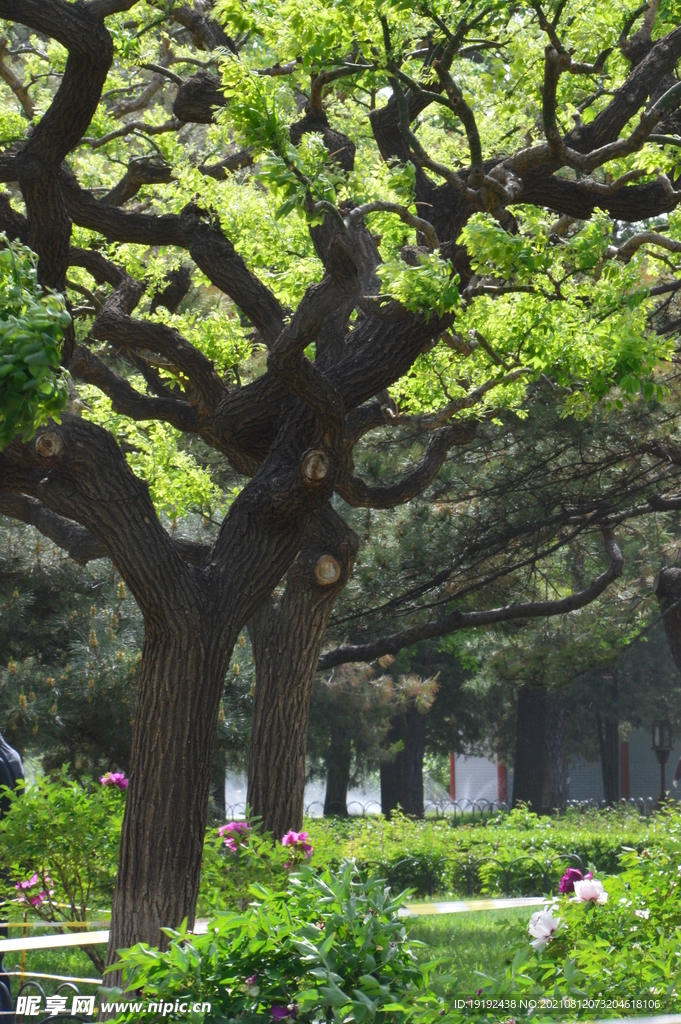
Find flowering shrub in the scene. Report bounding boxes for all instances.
[219,820,252,853]
[15,871,54,908]
[100,771,129,790]
[281,830,313,867]
[198,818,289,915]
[475,848,681,1015]
[110,863,445,1024]
[0,767,123,971]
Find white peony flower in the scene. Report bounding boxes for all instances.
[571,878,608,904]
[528,910,562,951]
[634,908,650,919]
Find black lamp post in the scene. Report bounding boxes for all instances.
[652,720,673,803]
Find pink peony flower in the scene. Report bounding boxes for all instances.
[244,974,260,996]
[100,772,129,790]
[558,867,593,893]
[219,821,251,851]
[15,874,39,892]
[15,873,53,906]
[281,831,313,859]
[571,878,608,904]
[528,909,562,951]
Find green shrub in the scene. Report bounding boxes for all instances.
[471,835,681,1018]
[197,819,289,915]
[110,863,445,1024]
[302,807,657,898]
[0,236,70,448]
[0,767,123,924]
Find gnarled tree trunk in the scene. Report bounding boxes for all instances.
[380,702,427,818]
[247,506,358,838]
[106,610,234,977]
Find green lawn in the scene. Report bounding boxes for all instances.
[407,908,529,997]
[1,909,530,1004]
[2,943,103,1000]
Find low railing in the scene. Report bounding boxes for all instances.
[225,796,661,821]
[382,851,588,898]
[0,923,104,1024]
[566,796,658,816]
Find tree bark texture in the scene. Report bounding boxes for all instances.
[1,0,679,967]
[512,685,548,813]
[247,505,359,838]
[323,729,352,817]
[596,673,619,805]
[654,567,681,672]
[380,702,427,818]
[547,690,569,811]
[106,617,233,976]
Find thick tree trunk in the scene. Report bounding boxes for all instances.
[106,616,232,975]
[380,702,427,818]
[512,685,548,813]
[547,690,569,811]
[247,507,358,839]
[323,730,352,816]
[597,672,619,805]
[654,567,681,672]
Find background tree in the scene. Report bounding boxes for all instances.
[307,661,398,817]
[2,0,681,965]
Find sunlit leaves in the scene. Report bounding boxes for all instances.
[83,387,234,521]
[376,251,459,318]
[0,237,70,449]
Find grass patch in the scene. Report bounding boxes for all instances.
[2,944,103,1001]
[407,908,529,997]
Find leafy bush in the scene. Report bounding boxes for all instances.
[0,768,122,928]
[110,863,445,1024]
[197,818,289,915]
[0,236,70,448]
[303,807,656,898]
[473,843,681,1018]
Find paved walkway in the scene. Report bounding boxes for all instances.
[398,895,546,916]
[0,897,550,952]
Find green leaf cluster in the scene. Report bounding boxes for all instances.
[0,767,123,925]
[376,253,460,320]
[112,862,444,1024]
[0,237,70,448]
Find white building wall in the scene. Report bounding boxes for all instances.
[567,728,681,802]
[453,754,499,802]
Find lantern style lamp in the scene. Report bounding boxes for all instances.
[652,720,673,803]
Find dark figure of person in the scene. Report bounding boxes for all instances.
[0,733,23,1020]
[0,735,23,818]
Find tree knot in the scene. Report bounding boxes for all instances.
[302,449,330,483]
[34,430,63,461]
